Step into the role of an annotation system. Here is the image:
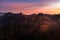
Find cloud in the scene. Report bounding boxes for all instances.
[0,1,49,12]
[0,0,60,15]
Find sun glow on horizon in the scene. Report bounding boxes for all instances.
[0,1,60,15]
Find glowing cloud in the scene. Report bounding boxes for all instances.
[0,0,60,15]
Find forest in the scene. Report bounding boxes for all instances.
[0,12,60,40]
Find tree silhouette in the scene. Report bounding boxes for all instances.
[0,12,60,40]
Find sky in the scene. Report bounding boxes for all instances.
[0,0,60,15]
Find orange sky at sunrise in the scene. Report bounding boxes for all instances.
[0,0,60,15]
